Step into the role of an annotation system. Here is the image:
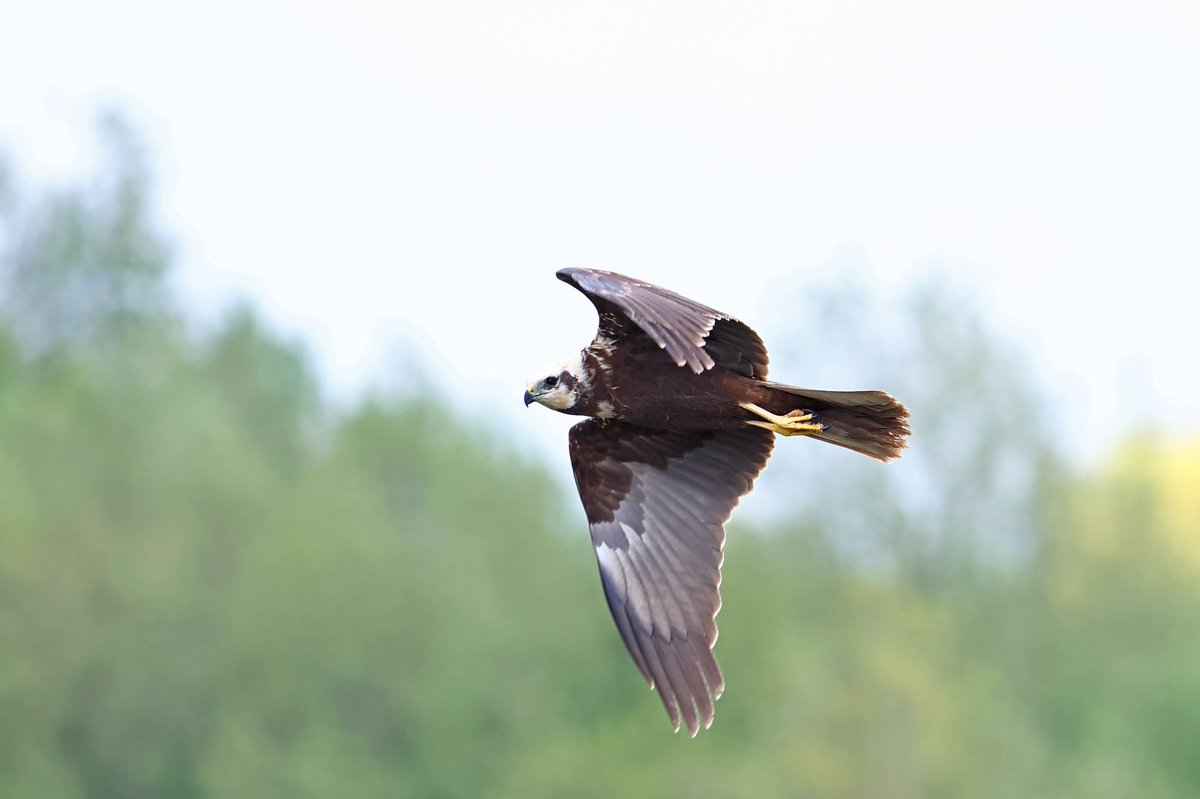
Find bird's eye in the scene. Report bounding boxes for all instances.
[544,375,559,388]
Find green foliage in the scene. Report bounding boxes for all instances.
[1,119,1197,798]
[1,113,172,359]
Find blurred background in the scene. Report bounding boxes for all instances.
[2,2,1198,797]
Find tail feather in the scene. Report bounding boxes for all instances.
[761,382,911,461]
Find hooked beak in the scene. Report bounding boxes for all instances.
[523,389,536,407]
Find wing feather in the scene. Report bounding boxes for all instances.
[568,419,775,735]
[558,267,770,378]
[598,566,653,679]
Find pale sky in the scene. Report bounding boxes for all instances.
[1,1,1197,465]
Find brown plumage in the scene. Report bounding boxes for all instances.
[524,268,910,735]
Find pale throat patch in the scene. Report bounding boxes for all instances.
[537,384,575,410]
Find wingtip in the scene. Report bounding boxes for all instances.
[672,706,715,738]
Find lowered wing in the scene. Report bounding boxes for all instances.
[568,418,775,735]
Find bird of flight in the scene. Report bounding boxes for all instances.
[525,268,911,736]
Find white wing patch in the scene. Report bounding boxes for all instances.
[595,542,626,599]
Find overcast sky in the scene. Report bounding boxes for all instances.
[1,1,1197,465]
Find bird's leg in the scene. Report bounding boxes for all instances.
[739,402,824,437]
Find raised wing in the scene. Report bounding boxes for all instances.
[568,418,775,735]
[557,267,770,378]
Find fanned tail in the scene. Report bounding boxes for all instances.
[760,382,911,461]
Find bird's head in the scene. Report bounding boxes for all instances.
[524,355,586,411]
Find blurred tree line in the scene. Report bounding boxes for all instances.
[1,118,1197,799]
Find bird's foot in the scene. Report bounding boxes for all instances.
[740,403,825,437]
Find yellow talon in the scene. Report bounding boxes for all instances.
[739,402,825,437]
